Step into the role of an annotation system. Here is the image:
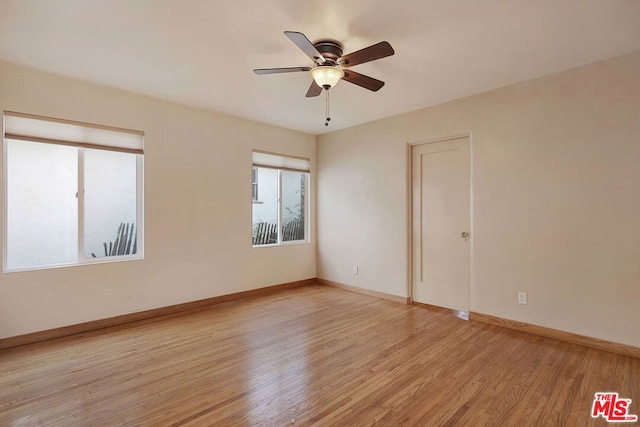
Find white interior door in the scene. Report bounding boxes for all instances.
[411,137,470,312]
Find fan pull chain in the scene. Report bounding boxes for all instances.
[325,89,331,127]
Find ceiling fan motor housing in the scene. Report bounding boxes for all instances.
[313,40,343,65]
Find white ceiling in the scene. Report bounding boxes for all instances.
[1,0,640,135]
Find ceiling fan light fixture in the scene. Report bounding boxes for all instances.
[310,66,344,89]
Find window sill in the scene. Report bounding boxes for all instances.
[252,240,309,248]
[2,254,144,274]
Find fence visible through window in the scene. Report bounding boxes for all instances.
[252,218,304,245]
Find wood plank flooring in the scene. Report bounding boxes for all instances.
[0,285,638,426]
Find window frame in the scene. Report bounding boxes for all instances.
[251,151,310,247]
[251,166,260,202]
[2,111,144,273]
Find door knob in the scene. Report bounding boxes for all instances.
[461,231,470,239]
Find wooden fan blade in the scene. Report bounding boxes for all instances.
[254,67,311,74]
[342,70,385,91]
[305,81,322,97]
[338,41,394,67]
[284,31,326,64]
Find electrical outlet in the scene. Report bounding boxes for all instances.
[353,265,359,275]
[518,292,527,305]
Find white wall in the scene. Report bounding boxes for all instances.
[317,51,640,347]
[0,61,316,339]
[252,168,306,228]
[252,167,279,225]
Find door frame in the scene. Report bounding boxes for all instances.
[406,133,474,310]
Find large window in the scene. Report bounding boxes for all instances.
[3,111,144,272]
[251,151,309,246]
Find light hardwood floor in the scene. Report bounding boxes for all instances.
[0,285,638,426]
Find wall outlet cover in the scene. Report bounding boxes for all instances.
[518,292,527,305]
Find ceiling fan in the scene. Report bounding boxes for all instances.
[254,31,395,97]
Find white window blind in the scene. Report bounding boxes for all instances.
[252,150,310,172]
[3,111,144,154]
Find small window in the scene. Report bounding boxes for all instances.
[251,151,309,246]
[3,111,144,272]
